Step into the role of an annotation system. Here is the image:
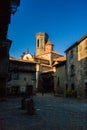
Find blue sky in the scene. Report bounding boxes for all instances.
[8,0,87,58]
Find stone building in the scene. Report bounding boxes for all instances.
[20,50,52,92]
[53,56,66,96]
[19,32,63,93]
[7,32,87,97]
[36,32,49,55]
[36,32,63,65]
[65,34,87,98]
[35,32,64,92]
[41,70,54,93]
[53,34,87,98]
[7,56,36,95]
[7,32,65,94]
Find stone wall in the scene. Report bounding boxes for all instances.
[54,62,66,96]
[66,38,87,98]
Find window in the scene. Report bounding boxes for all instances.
[26,56,29,60]
[70,65,75,76]
[85,59,87,76]
[71,84,75,90]
[57,77,60,86]
[12,73,19,80]
[8,73,11,81]
[32,74,36,80]
[70,50,73,58]
[66,84,68,90]
[37,39,39,47]
[24,77,26,81]
[45,39,47,43]
[84,59,87,67]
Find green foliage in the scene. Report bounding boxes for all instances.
[65,89,77,98]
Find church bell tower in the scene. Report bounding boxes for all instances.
[36,32,48,55]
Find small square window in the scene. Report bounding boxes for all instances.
[12,73,19,80]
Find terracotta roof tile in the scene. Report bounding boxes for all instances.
[36,51,63,57]
[45,40,53,45]
[55,56,66,62]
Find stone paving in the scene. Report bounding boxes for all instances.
[0,93,87,130]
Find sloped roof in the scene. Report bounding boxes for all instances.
[35,56,49,61]
[19,59,37,64]
[9,56,17,60]
[45,40,53,46]
[52,56,66,67]
[36,51,63,57]
[9,56,37,64]
[54,56,66,62]
[65,34,87,52]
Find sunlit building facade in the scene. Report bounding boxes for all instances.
[65,34,87,98]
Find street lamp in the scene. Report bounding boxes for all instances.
[11,0,20,14]
[0,0,20,40]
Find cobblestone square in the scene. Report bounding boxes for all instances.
[0,94,87,130]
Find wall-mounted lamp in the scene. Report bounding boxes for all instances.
[10,0,20,14]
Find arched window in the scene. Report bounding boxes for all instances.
[37,39,39,47]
